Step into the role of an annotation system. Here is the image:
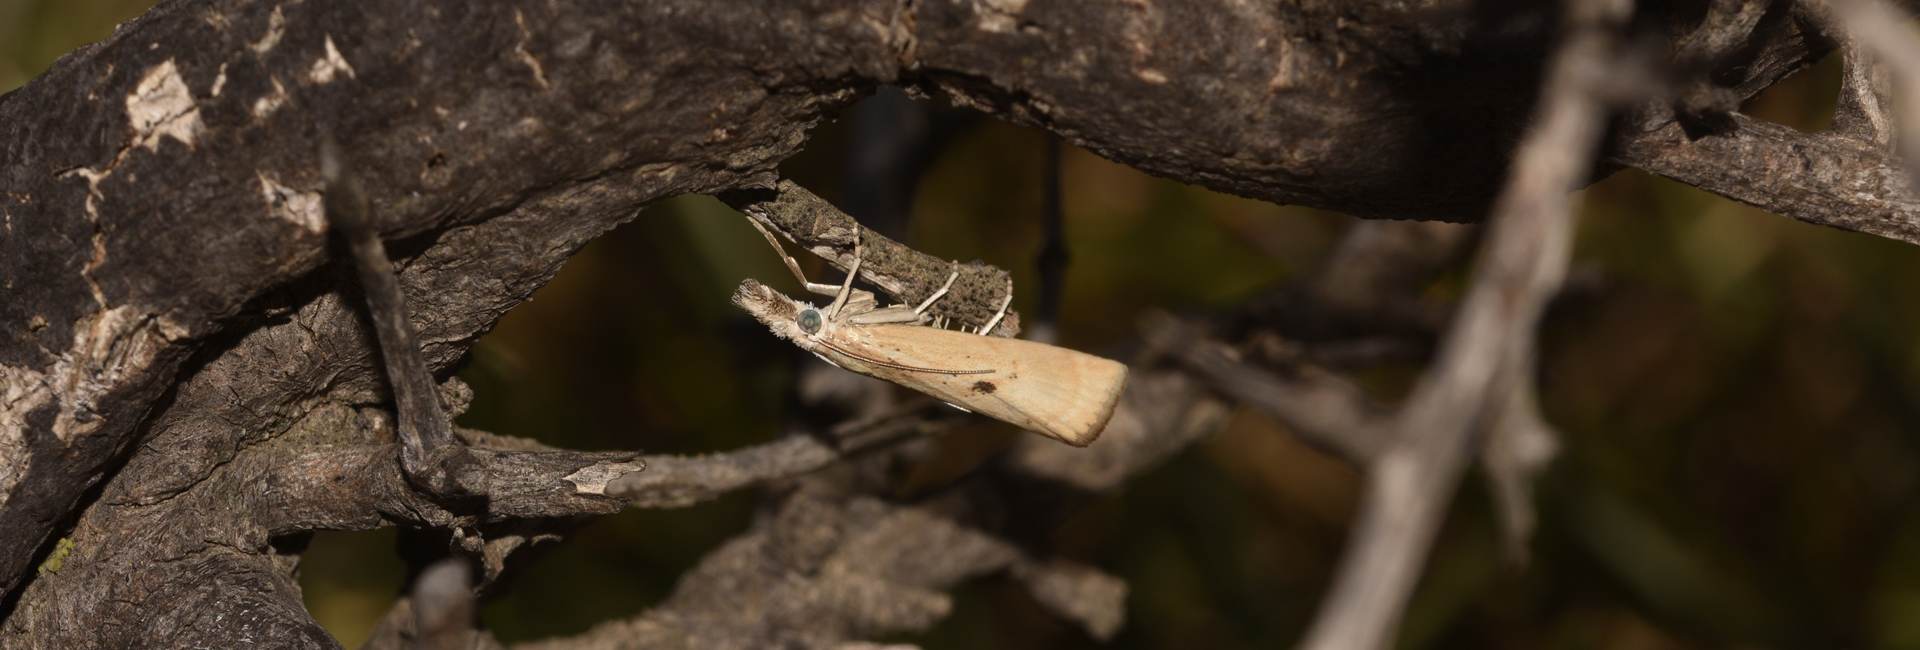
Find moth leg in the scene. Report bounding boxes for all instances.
[847,307,923,324]
[747,215,841,296]
[826,229,864,318]
[839,289,880,319]
[913,265,961,315]
[976,276,1014,335]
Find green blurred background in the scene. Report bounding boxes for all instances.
[15,3,1920,649]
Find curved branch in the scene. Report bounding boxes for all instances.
[0,0,1841,600]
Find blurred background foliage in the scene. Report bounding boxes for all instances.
[12,4,1920,650]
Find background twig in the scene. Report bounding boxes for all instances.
[1298,0,1632,646]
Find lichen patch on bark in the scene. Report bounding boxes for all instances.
[127,59,203,153]
[46,307,180,444]
[210,62,229,97]
[0,308,179,510]
[307,35,356,84]
[0,364,50,511]
[256,172,324,233]
[971,0,1029,33]
[251,77,287,119]
[248,5,285,55]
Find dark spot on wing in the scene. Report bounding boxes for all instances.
[971,381,997,394]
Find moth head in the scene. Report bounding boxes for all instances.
[732,280,808,341]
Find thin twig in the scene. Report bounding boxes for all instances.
[256,443,640,534]
[1480,354,1560,569]
[1032,135,1068,345]
[413,559,476,650]
[1831,26,1899,148]
[1826,0,1920,186]
[842,87,982,244]
[1666,0,1769,130]
[844,87,930,243]
[1140,312,1391,465]
[1610,110,1920,242]
[1238,219,1472,341]
[719,180,1021,336]
[1296,0,1630,647]
[607,400,977,507]
[321,138,486,497]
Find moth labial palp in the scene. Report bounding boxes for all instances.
[733,217,1128,447]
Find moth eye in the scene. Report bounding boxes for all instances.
[797,309,822,334]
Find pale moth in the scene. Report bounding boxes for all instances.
[732,220,1128,446]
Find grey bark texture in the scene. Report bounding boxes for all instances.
[0,0,1899,647]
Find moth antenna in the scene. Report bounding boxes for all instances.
[816,339,995,375]
[977,276,1014,335]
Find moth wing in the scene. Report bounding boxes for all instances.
[821,325,1128,446]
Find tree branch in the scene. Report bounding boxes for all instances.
[609,400,976,508]
[1141,312,1391,466]
[514,367,1229,650]
[719,180,1021,336]
[1610,112,1920,243]
[1824,0,1920,185]
[0,0,1895,645]
[0,0,1841,601]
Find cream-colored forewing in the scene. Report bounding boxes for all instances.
[816,324,1127,446]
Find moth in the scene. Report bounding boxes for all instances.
[732,220,1127,446]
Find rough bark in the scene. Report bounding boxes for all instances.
[0,0,1902,647]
